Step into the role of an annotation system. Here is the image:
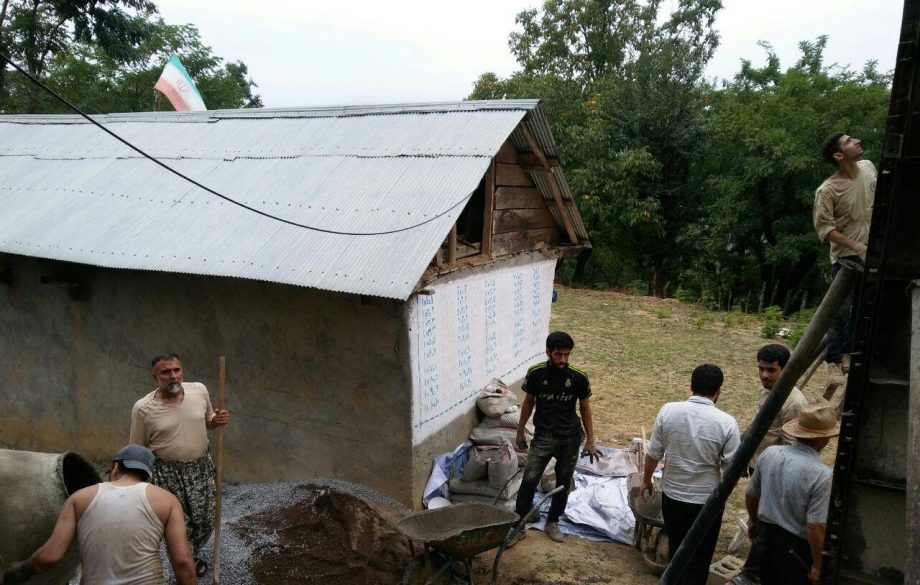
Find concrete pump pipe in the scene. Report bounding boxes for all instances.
[0,449,101,584]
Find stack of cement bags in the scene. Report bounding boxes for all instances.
[449,438,520,511]
[448,381,535,511]
[468,380,533,446]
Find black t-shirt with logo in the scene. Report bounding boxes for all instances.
[523,361,591,439]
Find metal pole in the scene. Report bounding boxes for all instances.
[658,267,858,585]
[907,283,920,585]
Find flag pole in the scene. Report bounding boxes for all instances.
[212,356,225,584]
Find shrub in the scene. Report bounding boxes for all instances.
[761,321,781,339]
[627,279,648,296]
[760,305,783,339]
[657,308,672,319]
[788,323,807,348]
[675,286,697,304]
[694,312,714,330]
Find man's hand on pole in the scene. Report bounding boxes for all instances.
[211,409,231,427]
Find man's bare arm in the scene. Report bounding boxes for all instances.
[516,394,535,450]
[745,493,760,538]
[163,496,197,585]
[579,398,599,461]
[826,230,867,260]
[806,522,826,585]
[4,497,78,582]
[639,454,659,498]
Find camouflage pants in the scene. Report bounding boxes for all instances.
[152,453,215,555]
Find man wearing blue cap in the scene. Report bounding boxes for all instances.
[3,445,197,585]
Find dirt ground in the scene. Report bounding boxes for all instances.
[185,286,833,585]
[463,286,836,585]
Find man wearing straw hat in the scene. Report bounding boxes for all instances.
[130,353,230,578]
[745,402,839,585]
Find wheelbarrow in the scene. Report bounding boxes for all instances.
[397,479,565,585]
[626,472,668,575]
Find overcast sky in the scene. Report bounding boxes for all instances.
[153,0,904,108]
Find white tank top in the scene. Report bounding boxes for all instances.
[77,482,165,585]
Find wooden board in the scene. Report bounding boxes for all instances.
[494,141,518,163]
[495,163,533,187]
[492,228,560,257]
[493,207,557,234]
[494,186,546,210]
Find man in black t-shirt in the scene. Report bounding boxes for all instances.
[511,331,598,545]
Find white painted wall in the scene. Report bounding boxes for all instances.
[407,258,556,443]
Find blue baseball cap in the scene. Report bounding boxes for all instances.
[113,444,155,478]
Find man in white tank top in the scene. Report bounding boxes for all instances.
[3,445,196,585]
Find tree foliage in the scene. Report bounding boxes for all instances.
[1,1,260,113]
[689,38,890,310]
[472,1,890,306]
[472,0,722,296]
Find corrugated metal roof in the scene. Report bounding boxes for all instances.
[0,100,586,299]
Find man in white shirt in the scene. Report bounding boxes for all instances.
[640,364,741,585]
[3,444,196,585]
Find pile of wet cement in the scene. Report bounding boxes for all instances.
[159,479,412,585]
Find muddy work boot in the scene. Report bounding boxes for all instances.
[545,522,565,543]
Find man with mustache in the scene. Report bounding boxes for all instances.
[130,353,230,578]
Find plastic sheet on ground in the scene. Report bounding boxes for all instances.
[422,440,473,507]
[525,473,635,545]
[423,442,637,545]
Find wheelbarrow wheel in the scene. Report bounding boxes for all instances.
[402,552,464,585]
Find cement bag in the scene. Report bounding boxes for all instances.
[448,474,522,500]
[478,412,535,434]
[477,379,517,418]
[461,448,490,482]
[540,458,557,493]
[470,425,521,446]
[488,439,519,489]
[450,493,516,512]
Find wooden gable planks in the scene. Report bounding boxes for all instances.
[493,207,557,234]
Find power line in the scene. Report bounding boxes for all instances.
[0,52,472,236]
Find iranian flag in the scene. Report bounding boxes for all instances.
[155,54,207,112]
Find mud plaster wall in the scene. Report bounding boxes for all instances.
[0,254,414,502]
[405,254,557,504]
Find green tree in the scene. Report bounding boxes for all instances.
[3,16,260,113]
[0,0,158,111]
[471,0,722,295]
[691,38,889,310]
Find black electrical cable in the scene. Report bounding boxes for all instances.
[0,52,473,236]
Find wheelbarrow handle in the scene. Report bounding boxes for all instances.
[491,468,523,506]
[491,485,566,585]
[515,485,565,530]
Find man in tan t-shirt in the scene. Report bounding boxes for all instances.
[3,444,196,585]
[130,353,230,577]
[813,132,876,392]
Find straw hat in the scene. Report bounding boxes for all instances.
[782,402,840,439]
